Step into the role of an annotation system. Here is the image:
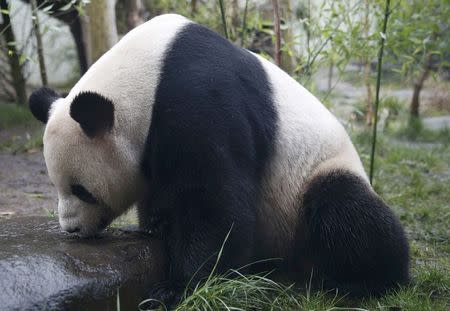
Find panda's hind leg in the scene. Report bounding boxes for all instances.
[295,169,409,297]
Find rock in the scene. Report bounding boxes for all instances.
[0,216,166,311]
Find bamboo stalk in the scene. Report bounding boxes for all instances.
[218,0,229,39]
[369,0,391,185]
[241,0,249,46]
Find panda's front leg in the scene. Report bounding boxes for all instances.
[137,192,170,238]
[147,185,257,309]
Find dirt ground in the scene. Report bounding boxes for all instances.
[0,126,57,218]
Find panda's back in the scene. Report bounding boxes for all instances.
[146,22,280,194]
[144,19,367,257]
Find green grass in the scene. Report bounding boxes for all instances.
[140,127,449,311]
[0,103,43,152]
[0,103,35,129]
[0,127,44,153]
[395,117,450,144]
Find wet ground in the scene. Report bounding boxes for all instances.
[0,216,166,310]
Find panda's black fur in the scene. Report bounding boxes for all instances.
[138,23,277,285]
[28,16,409,307]
[295,170,409,297]
[136,23,409,303]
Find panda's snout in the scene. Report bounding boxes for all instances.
[65,226,81,233]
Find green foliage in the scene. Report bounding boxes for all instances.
[386,0,450,79]
[290,0,385,89]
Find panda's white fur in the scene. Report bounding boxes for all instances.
[255,54,367,257]
[44,15,190,235]
[45,14,366,242]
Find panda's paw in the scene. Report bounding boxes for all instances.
[141,215,169,238]
[141,282,183,310]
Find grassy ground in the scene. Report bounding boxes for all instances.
[0,103,43,153]
[0,103,35,128]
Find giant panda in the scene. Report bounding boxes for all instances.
[29,14,409,306]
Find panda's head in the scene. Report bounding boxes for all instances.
[29,87,144,237]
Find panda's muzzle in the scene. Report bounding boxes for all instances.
[65,226,81,233]
[58,199,115,237]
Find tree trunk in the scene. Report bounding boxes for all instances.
[191,0,198,16]
[68,17,89,74]
[271,0,281,66]
[279,0,295,73]
[410,53,433,118]
[231,0,239,39]
[30,0,48,86]
[125,0,144,31]
[0,0,27,105]
[304,0,311,76]
[18,0,89,74]
[84,0,119,65]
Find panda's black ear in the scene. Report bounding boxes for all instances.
[29,87,61,123]
[70,91,114,138]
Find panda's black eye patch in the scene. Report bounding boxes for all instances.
[71,184,97,204]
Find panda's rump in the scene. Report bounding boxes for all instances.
[254,53,368,260]
[294,168,409,295]
[256,143,366,261]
